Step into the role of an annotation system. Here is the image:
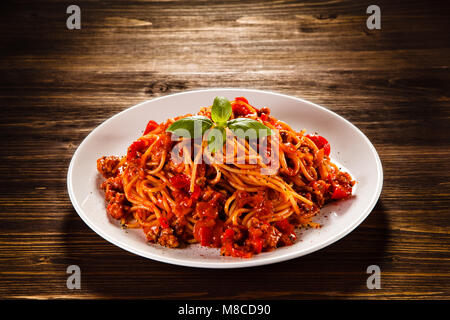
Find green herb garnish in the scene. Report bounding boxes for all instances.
[166,115,213,139]
[166,96,272,152]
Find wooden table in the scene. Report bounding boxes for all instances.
[0,0,449,299]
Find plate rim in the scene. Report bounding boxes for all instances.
[67,88,383,268]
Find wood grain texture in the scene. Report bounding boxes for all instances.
[0,0,449,299]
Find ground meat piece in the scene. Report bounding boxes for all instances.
[335,171,355,187]
[106,193,128,219]
[97,156,121,178]
[100,176,129,220]
[278,233,296,247]
[158,228,180,248]
[228,225,248,244]
[144,225,160,243]
[173,218,191,242]
[247,218,282,250]
[100,176,124,202]
[143,224,180,248]
[263,224,282,249]
[310,180,329,207]
[300,203,320,218]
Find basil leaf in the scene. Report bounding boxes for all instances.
[166,116,213,139]
[227,118,272,139]
[207,126,226,153]
[211,96,232,124]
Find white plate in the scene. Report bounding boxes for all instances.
[67,89,383,268]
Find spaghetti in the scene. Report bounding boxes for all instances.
[97,97,355,258]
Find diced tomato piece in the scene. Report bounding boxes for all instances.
[143,120,158,135]
[232,102,252,117]
[195,201,218,219]
[210,221,224,247]
[235,97,249,104]
[331,185,351,199]
[275,219,293,234]
[170,174,201,198]
[323,142,330,156]
[197,226,213,246]
[306,135,328,149]
[260,113,268,122]
[169,174,190,189]
[233,104,251,117]
[275,219,297,241]
[127,139,147,160]
[222,228,235,242]
[252,238,263,253]
[194,218,216,246]
[306,135,331,156]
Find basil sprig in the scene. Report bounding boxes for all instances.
[166,96,272,152]
[227,118,271,138]
[166,115,213,139]
[211,96,232,125]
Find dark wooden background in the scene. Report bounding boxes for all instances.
[0,0,449,299]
